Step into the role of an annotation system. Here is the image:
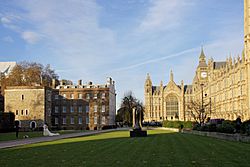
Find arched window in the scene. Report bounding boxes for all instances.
[166,94,179,120]
[30,121,37,129]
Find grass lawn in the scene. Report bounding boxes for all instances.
[0,130,250,167]
[0,130,84,142]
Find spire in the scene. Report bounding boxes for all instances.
[146,73,151,80]
[199,46,206,62]
[145,73,152,86]
[170,70,173,81]
[160,80,163,87]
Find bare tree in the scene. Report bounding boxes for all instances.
[187,100,212,126]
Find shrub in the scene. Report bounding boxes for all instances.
[216,121,235,134]
[241,120,250,135]
[0,112,15,132]
[208,124,217,132]
[162,121,193,129]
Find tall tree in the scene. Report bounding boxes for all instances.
[116,91,144,126]
[2,61,59,88]
[187,100,212,126]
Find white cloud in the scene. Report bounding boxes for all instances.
[13,0,118,68]
[1,17,11,24]
[138,0,193,32]
[21,31,40,44]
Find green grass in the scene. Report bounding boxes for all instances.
[0,130,250,167]
[0,130,84,142]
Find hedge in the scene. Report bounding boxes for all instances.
[162,120,193,129]
[0,112,15,132]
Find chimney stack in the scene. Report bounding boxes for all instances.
[52,79,56,88]
[78,80,82,85]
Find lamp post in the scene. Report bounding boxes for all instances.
[209,97,211,118]
[200,84,204,125]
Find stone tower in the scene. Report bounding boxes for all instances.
[244,0,250,51]
[144,73,152,120]
[244,0,250,119]
[196,47,208,84]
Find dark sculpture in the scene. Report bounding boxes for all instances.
[130,105,147,137]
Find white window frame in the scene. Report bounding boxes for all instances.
[63,117,66,124]
[102,93,105,99]
[94,93,98,99]
[86,116,89,124]
[78,106,82,113]
[78,117,82,124]
[86,105,89,113]
[70,117,74,124]
[94,116,97,124]
[94,105,98,112]
[63,106,67,113]
[55,106,59,113]
[86,93,90,100]
[70,106,74,113]
[102,117,105,125]
[55,117,59,125]
[102,105,105,112]
[70,94,74,99]
[78,93,82,99]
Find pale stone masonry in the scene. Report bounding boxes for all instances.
[144,0,250,122]
[4,86,52,129]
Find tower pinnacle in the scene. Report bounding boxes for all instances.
[170,70,173,81]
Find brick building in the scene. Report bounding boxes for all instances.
[52,77,116,130]
[4,78,116,130]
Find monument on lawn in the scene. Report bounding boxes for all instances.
[130,105,147,137]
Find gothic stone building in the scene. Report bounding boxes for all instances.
[144,0,250,122]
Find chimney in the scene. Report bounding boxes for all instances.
[107,77,112,85]
[60,80,63,85]
[52,79,56,88]
[78,80,82,85]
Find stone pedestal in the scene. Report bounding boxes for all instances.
[130,129,147,137]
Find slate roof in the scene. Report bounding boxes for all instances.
[213,62,226,69]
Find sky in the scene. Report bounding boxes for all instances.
[0,0,244,108]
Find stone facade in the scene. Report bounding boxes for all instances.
[4,86,52,130]
[144,0,250,122]
[52,78,116,130]
[4,78,116,130]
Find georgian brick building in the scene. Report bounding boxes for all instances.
[52,78,116,130]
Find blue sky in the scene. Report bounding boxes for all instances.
[0,0,244,107]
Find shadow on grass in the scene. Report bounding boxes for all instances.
[1,130,250,167]
[3,130,175,149]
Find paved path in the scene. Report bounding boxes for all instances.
[0,128,128,149]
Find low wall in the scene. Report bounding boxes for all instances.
[148,127,180,132]
[184,130,250,142]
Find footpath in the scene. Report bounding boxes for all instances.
[0,128,127,149]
